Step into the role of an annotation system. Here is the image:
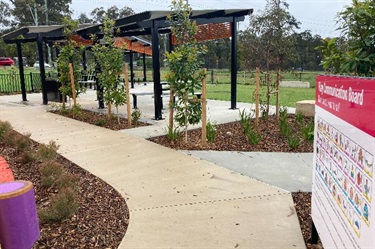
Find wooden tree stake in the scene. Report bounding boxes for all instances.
[276,67,281,119]
[201,68,207,147]
[169,84,174,130]
[69,63,76,106]
[255,67,260,128]
[124,64,132,127]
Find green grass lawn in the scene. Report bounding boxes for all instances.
[0,67,317,107]
[207,84,315,107]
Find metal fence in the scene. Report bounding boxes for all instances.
[0,73,42,93]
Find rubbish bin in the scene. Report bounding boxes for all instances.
[45,79,63,102]
[0,181,40,249]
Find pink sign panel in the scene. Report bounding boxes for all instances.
[312,75,375,249]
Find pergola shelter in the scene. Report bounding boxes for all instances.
[77,9,253,120]
[1,24,152,106]
[2,9,252,120]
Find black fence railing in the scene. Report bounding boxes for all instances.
[0,73,43,93]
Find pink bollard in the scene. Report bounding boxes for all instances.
[0,181,40,249]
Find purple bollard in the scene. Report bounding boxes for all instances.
[0,181,40,249]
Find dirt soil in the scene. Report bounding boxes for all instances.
[0,130,129,248]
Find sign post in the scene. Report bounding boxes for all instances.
[312,75,375,248]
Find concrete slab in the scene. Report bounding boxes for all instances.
[0,94,307,249]
[182,151,313,192]
[281,81,310,88]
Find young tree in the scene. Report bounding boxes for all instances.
[318,0,375,76]
[92,17,126,120]
[239,0,299,116]
[56,18,84,107]
[241,0,299,70]
[166,0,206,143]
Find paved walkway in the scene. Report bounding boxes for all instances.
[0,92,307,248]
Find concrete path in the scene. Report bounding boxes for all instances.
[0,93,307,248]
[182,151,313,192]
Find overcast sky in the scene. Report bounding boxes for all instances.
[70,0,352,37]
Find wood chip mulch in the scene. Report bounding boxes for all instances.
[148,114,313,152]
[0,131,128,248]
[50,109,149,130]
[1,111,322,248]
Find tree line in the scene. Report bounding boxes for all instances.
[0,0,373,77]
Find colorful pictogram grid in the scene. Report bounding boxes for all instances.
[315,117,373,238]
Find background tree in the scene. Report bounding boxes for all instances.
[0,0,11,29]
[166,0,206,143]
[318,0,374,76]
[9,0,71,26]
[77,13,93,24]
[90,6,135,23]
[291,30,324,71]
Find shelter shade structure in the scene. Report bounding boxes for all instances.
[1,25,152,106]
[2,9,252,119]
[77,9,252,119]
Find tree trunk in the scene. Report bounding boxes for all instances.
[116,106,120,124]
[108,103,112,118]
[184,92,188,144]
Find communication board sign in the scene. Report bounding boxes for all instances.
[312,75,375,248]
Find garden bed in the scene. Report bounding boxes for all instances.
[0,124,129,248]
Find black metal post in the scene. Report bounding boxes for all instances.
[82,49,87,71]
[16,43,27,101]
[142,52,147,82]
[130,49,134,88]
[230,18,238,109]
[151,21,163,120]
[30,72,34,92]
[37,34,48,105]
[311,221,319,244]
[94,56,104,109]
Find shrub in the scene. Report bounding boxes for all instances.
[279,106,288,119]
[95,118,106,127]
[71,104,83,118]
[245,127,262,145]
[0,121,12,141]
[12,133,32,151]
[56,173,79,190]
[279,119,291,136]
[38,187,78,223]
[37,141,60,161]
[295,112,304,124]
[39,162,64,188]
[20,151,36,164]
[239,109,261,145]
[166,126,180,140]
[131,109,142,127]
[206,121,217,143]
[301,121,315,143]
[288,135,301,149]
